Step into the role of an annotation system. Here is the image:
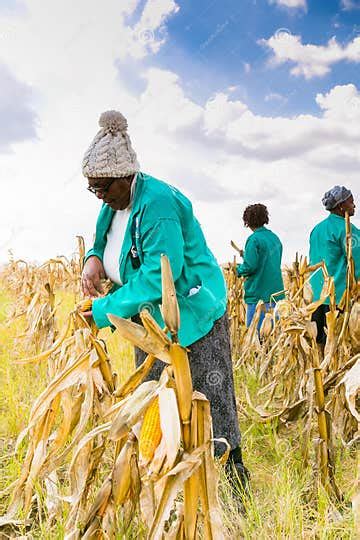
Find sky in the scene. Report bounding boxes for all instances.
[0,0,359,265]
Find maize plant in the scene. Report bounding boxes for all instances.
[1,238,112,360]
[230,217,360,503]
[223,255,246,362]
[282,254,324,308]
[2,237,88,314]
[0,255,226,540]
[1,257,59,355]
[328,354,360,446]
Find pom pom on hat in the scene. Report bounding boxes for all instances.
[99,110,128,133]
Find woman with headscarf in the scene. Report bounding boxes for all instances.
[236,203,284,328]
[80,110,249,497]
[310,185,360,344]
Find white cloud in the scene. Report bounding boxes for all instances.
[269,0,307,9]
[203,93,248,134]
[0,0,359,267]
[265,92,288,103]
[119,0,180,60]
[203,88,359,165]
[0,63,37,152]
[316,83,360,120]
[128,75,360,260]
[137,0,179,30]
[261,32,360,78]
[137,68,203,133]
[341,0,360,10]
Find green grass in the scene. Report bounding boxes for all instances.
[0,285,357,539]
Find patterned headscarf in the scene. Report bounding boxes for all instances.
[322,185,352,211]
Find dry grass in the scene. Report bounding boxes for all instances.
[0,284,357,539]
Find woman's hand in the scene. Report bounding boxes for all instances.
[81,256,106,297]
[82,310,94,322]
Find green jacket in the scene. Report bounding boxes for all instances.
[85,173,227,346]
[236,227,284,304]
[309,213,360,304]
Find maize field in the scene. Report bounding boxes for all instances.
[0,232,358,539]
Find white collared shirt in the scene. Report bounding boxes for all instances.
[103,174,137,285]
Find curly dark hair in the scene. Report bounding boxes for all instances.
[243,204,269,229]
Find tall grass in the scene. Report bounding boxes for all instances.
[0,285,357,538]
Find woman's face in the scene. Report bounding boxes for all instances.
[87,175,134,210]
[339,195,356,217]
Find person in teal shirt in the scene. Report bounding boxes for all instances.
[310,185,360,344]
[80,110,249,498]
[236,204,284,328]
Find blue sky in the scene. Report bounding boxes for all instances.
[120,0,360,115]
[0,0,360,264]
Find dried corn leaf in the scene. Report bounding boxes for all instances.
[159,387,181,471]
[108,314,172,364]
[148,444,207,540]
[339,357,360,423]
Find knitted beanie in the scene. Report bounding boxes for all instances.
[82,111,140,178]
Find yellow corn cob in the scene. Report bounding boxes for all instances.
[89,336,115,393]
[260,312,273,339]
[112,435,136,505]
[77,298,93,312]
[139,397,162,463]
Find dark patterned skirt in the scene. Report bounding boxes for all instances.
[133,312,241,457]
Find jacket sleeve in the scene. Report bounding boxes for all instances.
[84,247,103,263]
[236,236,260,277]
[92,218,184,328]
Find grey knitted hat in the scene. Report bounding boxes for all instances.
[82,111,140,178]
[322,185,352,211]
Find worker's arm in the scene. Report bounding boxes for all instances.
[92,218,184,329]
[236,236,260,277]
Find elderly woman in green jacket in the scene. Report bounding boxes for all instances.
[310,185,360,344]
[81,111,248,494]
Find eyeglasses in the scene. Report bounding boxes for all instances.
[87,178,116,196]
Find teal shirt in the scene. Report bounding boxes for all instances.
[236,227,284,304]
[85,173,227,347]
[309,213,360,304]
